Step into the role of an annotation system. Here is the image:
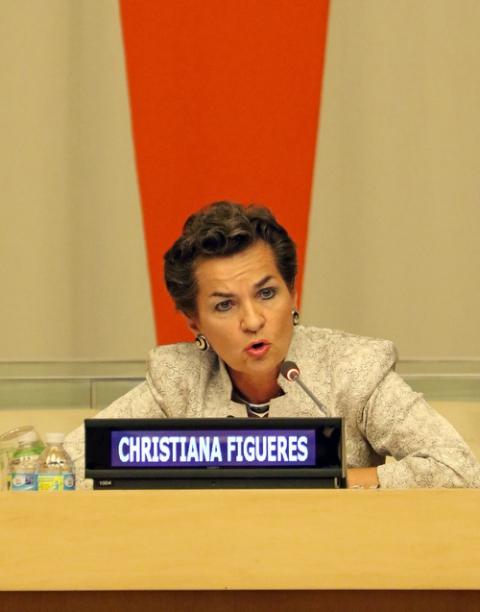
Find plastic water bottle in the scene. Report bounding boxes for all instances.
[9,430,45,491]
[37,433,75,491]
[1,426,44,490]
[0,439,15,491]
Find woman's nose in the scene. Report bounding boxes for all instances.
[240,302,265,333]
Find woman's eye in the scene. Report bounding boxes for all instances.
[215,300,233,312]
[259,287,276,300]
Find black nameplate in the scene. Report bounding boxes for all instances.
[85,417,345,489]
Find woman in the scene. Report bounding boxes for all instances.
[65,201,480,489]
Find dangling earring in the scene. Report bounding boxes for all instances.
[292,309,300,326]
[195,334,210,351]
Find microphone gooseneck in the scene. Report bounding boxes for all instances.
[280,360,329,416]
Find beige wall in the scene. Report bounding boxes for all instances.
[303,0,480,358]
[2,1,480,361]
[0,1,155,360]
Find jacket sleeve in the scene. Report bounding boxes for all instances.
[64,379,167,490]
[360,370,480,488]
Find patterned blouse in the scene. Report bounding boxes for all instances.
[65,326,480,489]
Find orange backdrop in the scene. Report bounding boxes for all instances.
[120,0,330,344]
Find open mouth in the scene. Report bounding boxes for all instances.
[245,340,271,357]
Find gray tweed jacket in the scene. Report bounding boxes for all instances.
[65,326,480,489]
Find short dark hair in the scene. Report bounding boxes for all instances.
[164,201,297,315]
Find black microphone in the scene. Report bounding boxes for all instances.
[280,361,329,416]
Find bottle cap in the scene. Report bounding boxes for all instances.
[45,432,65,444]
[0,426,36,444]
[16,430,39,445]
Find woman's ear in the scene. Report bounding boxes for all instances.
[291,287,298,309]
[182,313,200,337]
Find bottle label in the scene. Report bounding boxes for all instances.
[38,473,75,491]
[10,473,37,491]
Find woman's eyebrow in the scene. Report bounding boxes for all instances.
[209,290,234,299]
[208,275,274,299]
[254,275,274,289]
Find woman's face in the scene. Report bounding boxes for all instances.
[187,241,297,383]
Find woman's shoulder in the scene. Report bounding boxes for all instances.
[148,340,201,361]
[295,325,397,383]
[298,325,396,353]
[147,341,217,384]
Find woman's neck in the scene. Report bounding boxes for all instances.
[227,367,282,405]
